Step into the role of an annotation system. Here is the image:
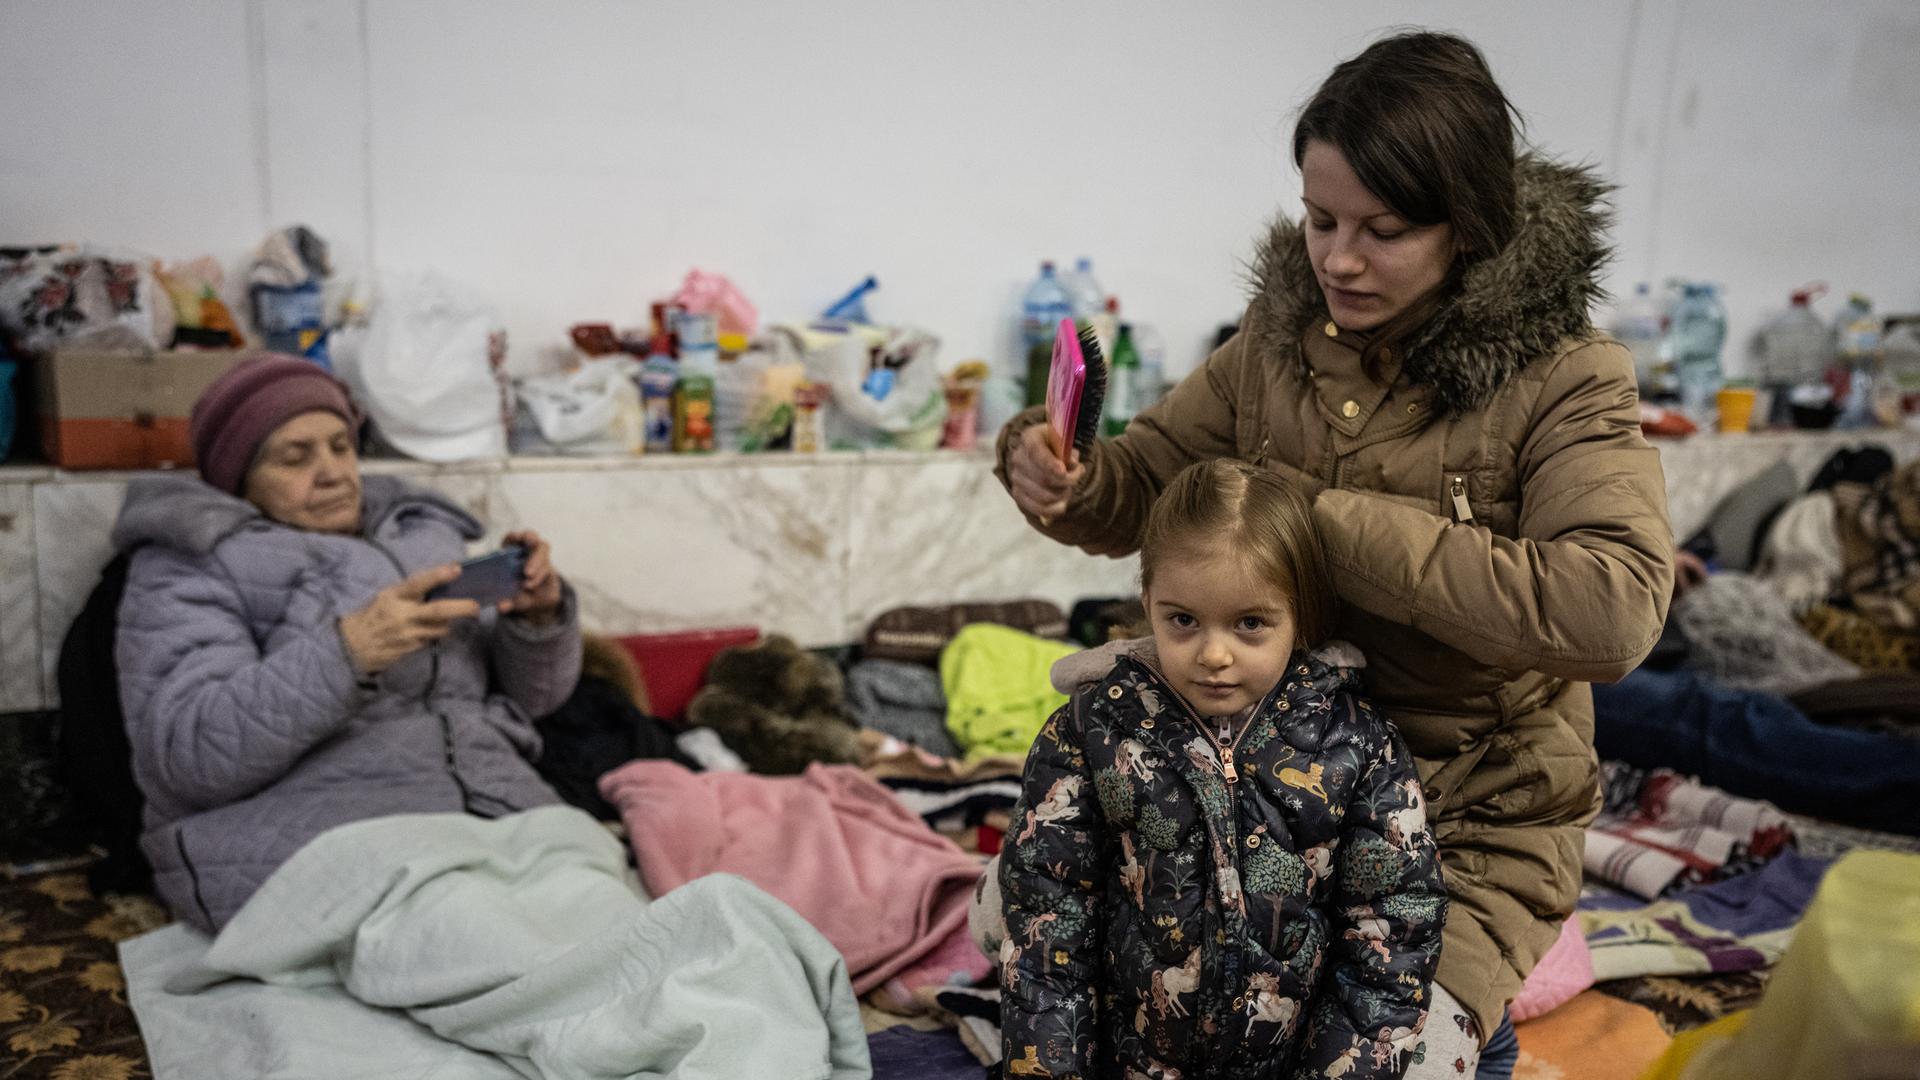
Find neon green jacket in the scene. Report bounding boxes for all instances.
[939,623,1077,756]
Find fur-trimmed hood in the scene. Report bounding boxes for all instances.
[1246,154,1614,417]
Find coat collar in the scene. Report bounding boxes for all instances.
[1244,154,1614,417]
[1094,646,1365,756]
[113,472,482,556]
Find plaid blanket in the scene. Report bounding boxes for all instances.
[1584,763,1794,900]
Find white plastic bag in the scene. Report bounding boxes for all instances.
[516,356,644,456]
[805,324,947,449]
[338,271,507,461]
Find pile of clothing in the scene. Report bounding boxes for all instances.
[523,599,1111,1072]
[1497,444,1920,1062]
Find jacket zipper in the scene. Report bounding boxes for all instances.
[1139,661,1286,1064]
[1450,475,1475,522]
[1137,662,1284,786]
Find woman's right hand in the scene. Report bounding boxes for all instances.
[1008,422,1086,523]
[338,565,481,676]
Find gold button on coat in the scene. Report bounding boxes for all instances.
[1246,834,1262,849]
[1341,400,1359,419]
[1324,320,1338,337]
[1108,685,1123,700]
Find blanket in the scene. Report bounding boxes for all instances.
[1580,850,1831,982]
[123,806,868,1079]
[1586,763,1795,899]
[601,760,987,997]
[1835,460,1920,631]
[1512,990,1671,1080]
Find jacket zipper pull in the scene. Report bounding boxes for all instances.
[1220,747,1239,784]
[1450,476,1475,523]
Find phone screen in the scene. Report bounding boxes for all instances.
[426,546,527,606]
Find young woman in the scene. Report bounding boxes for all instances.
[999,30,1673,1075]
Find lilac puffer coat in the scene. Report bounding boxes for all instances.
[112,474,579,931]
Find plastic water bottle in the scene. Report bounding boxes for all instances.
[1059,257,1105,322]
[1131,322,1167,408]
[1021,262,1073,355]
[1831,294,1881,430]
[1020,261,1074,404]
[1757,287,1830,385]
[1670,283,1727,422]
[1610,282,1666,393]
[1833,294,1880,362]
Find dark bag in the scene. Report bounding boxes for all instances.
[54,552,152,894]
[863,599,1068,665]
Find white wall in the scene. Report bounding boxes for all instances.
[2,0,1916,379]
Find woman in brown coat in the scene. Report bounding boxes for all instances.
[999,30,1673,1075]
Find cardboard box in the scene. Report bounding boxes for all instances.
[36,348,247,470]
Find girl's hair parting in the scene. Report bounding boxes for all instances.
[1140,458,1337,647]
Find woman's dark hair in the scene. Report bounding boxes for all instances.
[1293,30,1522,378]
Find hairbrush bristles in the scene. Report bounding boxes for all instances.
[1072,323,1106,453]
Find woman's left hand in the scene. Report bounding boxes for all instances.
[499,530,563,624]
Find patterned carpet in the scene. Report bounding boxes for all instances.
[0,863,166,1079]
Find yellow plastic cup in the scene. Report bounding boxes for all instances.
[1717,387,1758,433]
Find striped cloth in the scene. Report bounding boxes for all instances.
[1585,763,1794,899]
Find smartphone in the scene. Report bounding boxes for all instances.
[426,545,528,606]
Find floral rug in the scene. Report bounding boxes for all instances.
[1,865,167,1079]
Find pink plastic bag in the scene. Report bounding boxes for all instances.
[670,269,758,338]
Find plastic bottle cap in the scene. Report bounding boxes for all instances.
[717,333,749,353]
[1040,261,1056,274]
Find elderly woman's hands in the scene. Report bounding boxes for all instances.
[498,530,563,625]
[339,566,480,676]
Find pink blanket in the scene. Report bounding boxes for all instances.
[1510,916,1594,1022]
[600,759,986,995]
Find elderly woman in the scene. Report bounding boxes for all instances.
[110,356,864,1078]
[113,354,578,930]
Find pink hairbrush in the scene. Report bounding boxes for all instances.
[1045,318,1106,467]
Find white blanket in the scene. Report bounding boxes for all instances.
[122,806,870,1079]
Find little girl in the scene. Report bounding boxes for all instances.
[999,458,1446,1079]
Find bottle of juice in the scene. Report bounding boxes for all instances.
[673,374,716,452]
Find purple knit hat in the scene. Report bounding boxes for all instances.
[189,354,360,495]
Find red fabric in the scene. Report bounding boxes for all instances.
[615,628,759,723]
[600,759,985,995]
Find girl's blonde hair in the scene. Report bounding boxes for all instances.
[1139,459,1338,648]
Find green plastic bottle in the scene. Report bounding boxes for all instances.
[1102,323,1141,437]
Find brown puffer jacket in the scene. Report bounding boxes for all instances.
[996,155,1674,1041]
